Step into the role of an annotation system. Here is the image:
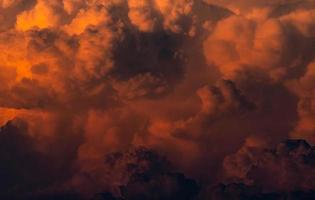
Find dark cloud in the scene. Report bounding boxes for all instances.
[0,119,84,199]
[104,147,200,200]
[110,30,186,99]
[0,119,48,198]
[224,139,315,191]
[3,117,315,200]
[200,183,315,200]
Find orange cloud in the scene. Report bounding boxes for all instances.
[1,0,315,199]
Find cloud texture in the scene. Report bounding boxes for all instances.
[2,0,315,199]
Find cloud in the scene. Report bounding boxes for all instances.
[0,119,50,198]
[128,0,160,32]
[105,147,200,200]
[2,0,315,199]
[16,0,69,31]
[197,80,254,115]
[200,183,315,200]
[288,61,315,144]
[224,138,315,191]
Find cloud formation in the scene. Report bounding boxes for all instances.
[224,138,315,191]
[2,0,315,199]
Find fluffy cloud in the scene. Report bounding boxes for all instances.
[128,0,160,32]
[2,0,315,199]
[289,61,315,144]
[16,0,69,31]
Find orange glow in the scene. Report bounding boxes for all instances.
[1,0,315,199]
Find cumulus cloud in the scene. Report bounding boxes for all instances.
[105,147,200,200]
[68,147,200,199]
[203,15,300,81]
[128,0,160,32]
[16,0,69,31]
[223,139,315,191]
[2,0,315,199]
[289,61,315,144]
[197,80,254,115]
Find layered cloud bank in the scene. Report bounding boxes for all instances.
[1,0,315,199]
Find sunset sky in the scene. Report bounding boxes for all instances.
[1,0,315,199]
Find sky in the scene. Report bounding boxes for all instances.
[1,0,315,199]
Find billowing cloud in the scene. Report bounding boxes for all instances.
[2,0,315,199]
[224,138,315,191]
